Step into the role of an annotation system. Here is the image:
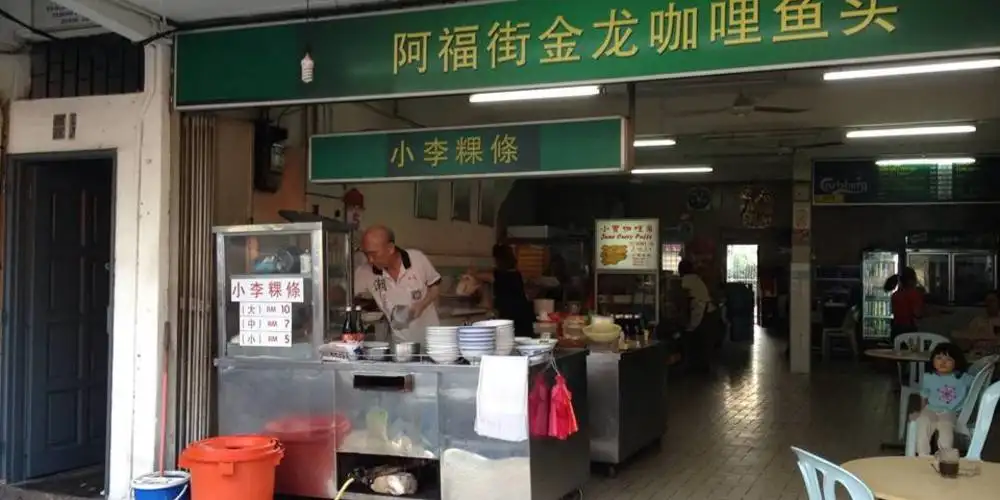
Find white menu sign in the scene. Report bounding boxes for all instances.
[595,219,660,271]
[231,277,304,347]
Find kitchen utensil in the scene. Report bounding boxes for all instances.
[394,342,418,362]
[363,341,391,361]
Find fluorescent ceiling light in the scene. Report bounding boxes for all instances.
[632,166,713,175]
[825,59,1000,81]
[469,85,601,103]
[634,138,677,148]
[876,157,976,166]
[846,125,976,139]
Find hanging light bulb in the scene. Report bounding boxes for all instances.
[301,52,314,83]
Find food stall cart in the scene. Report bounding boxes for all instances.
[213,222,590,500]
[588,219,668,476]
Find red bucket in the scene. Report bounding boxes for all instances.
[264,414,351,497]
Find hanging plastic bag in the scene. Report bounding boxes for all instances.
[528,373,550,438]
[547,374,578,440]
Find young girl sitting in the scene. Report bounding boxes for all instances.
[914,342,972,456]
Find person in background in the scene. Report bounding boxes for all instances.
[471,244,535,336]
[679,259,718,372]
[886,266,923,341]
[353,225,441,344]
[953,290,1000,349]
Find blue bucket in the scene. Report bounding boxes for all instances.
[131,471,190,500]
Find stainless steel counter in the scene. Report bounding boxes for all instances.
[587,342,668,471]
[215,349,590,500]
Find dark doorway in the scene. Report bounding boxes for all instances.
[1,154,114,483]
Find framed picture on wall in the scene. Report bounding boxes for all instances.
[451,181,472,222]
[478,179,495,227]
[414,182,439,220]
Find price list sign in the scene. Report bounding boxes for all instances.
[230,277,305,347]
[595,219,660,272]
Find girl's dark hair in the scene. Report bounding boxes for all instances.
[883,267,918,292]
[883,274,900,293]
[925,342,970,376]
[678,259,694,276]
[492,244,517,270]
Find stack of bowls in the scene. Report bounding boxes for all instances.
[473,319,515,355]
[457,326,496,364]
[426,326,460,364]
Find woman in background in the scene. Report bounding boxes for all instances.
[472,244,535,336]
[886,266,923,341]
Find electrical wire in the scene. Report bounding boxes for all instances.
[0,7,58,41]
[334,477,355,500]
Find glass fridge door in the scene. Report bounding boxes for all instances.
[862,251,898,339]
[908,252,951,305]
[953,253,996,305]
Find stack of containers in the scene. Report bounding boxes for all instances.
[457,326,496,364]
[426,326,460,364]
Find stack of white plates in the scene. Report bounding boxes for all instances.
[426,326,459,364]
[457,326,496,364]
[473,319,515,355]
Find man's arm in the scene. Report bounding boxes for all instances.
[413,283,441,317]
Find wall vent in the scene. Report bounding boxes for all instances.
[52,113,66,140]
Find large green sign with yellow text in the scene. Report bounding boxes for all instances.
[309,117,627,182]
[175,0,1000,109]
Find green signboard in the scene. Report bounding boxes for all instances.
[309,117,627,182]
[175,0,1000,108]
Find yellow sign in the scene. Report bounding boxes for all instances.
[456,136,484,164]
[391,140,415,168]
[491,134,519,164]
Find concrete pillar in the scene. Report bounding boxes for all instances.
[105,43,173,499]
[789,154,813,374]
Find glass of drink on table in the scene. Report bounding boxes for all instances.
[937,448,960,478]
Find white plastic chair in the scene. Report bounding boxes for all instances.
[790,446,875,500]
[967,379,1000,460]
[822,306,859,362]
[893,332,949,440]
[904,357,998,457]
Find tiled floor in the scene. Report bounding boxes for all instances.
[582,331,1000,500]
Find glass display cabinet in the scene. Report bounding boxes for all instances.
[214,221,354,360]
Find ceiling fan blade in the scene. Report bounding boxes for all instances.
[752,105,808,114]
[671,107,734,117]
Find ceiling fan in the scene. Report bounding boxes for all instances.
[673,92,808,117]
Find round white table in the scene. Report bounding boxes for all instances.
[864,348,930,363]
[841,456,1000,500]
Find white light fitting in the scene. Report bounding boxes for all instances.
[825,59,1000,81]
[634,138,677,148]
[468,85,601,103]
[876,157,976,166]
[846,125,976,139]
[632,166,713,175]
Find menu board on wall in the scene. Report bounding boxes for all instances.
[230,276,305,347]
[813,157,1000,205]
[595,219,660,272]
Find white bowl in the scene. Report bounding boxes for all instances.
[583,323,622,343]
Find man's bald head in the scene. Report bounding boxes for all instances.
[361,225,398,270]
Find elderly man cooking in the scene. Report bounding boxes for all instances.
[354,225,442,344]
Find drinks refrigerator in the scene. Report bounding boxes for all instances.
[862,251,899,340]
[905,232,998,306]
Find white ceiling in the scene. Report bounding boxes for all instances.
[371,65,1000,181]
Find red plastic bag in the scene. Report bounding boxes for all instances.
[528,373,550,438]
[547,374,578,440]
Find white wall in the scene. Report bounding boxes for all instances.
[6,45,172,500]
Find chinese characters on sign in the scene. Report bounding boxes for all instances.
[230,277,305,347]
[390,133,520,170]
[595,219,660,272]
[392,0,900,75]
